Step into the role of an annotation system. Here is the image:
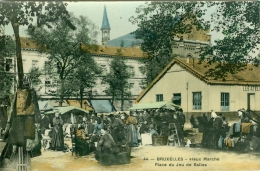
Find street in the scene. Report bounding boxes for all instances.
[27,141,260,171]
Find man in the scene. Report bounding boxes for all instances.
[213,113,223,148]
[39,111,50,134]
[109,113,125,144]
[178,109,186,132]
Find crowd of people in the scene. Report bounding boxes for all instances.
[191,109,260,152]
[36,108,187,158]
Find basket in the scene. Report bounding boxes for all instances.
[152,135,168,146]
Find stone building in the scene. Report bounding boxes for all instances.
[1,7,212,111]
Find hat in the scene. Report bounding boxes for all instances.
[108,113,115,117]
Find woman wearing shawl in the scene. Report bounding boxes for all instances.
[93,117,104,135]
[125,112,139,147]
[51,111,64,151]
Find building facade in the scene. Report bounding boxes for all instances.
[135,58,260,121]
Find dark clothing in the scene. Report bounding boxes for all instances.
[139,123,149,134]
[109,118,125,144]
[178,114,186,131]
[40,116,50,134]
[51,117,64,151]
[95,132,119,161]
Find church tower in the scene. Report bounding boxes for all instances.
[101,6,111,45]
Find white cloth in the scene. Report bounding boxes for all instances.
[238,111,243,117]
[211,110,217,118]
[141,133,152,145]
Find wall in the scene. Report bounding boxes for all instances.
[138,63,260,120]
[14,49,145,104]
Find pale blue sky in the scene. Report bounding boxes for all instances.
[3,1,223,45]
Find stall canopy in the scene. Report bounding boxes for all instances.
[46,106,89,115]
[38,100,54,111]
[90,100,114,113]
[129,101,181,111]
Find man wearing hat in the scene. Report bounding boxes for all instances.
[109,113,125,144]
[40,111,50,134]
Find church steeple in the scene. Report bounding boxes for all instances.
[101,6,111,45]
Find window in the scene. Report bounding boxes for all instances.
[156,94,163,102]
[45,80,51,86]
[128,66,135,75]
[6,59,12,71]
[221,93,230,111]
[32,60,39,68]
[100,65,107,74]
[130,83,134,88]
[192,92,202,109]
[172,93,181,106]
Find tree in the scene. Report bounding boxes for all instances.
[27,14,99,106]
[0,34,15,97]
[131,1,260,82]
[27,67,42,91]
[199,1,260,80]
[103,43,132,110]
[139,54,178,87]
[0,1,75,89]
[130,2,209,85]
[72,57,102,109]
[103,57,132,111]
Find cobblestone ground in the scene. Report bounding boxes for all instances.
[27,143,260,171]
[1,124,260,171]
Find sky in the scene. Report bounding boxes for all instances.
[2,1,223,45]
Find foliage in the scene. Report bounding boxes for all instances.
[27,14,100,106]
[72,56,102,108]
[131,1,260,82]
[139,54,178,87]
[102,56,132,109]
[130,2,209,84]
[130,2,209,58]
[0,1,75,89]
[0,34,15,96]
[199,1,260,80]
[27,67,42,91]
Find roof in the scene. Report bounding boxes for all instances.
[90,100,114,113]
[81,44,146,58]
[66,100,93,111]
[20,37,39,50]
[49,100,70,107]
[106,33,143,47]
[135,57,260,103]
[46,106,89,115]
[129,101,181,110]
[20,37,146,59]
[101,6,110,30]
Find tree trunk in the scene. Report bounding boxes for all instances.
[11,20,24,89]
[121,89,124,111]
[79,86,83,108]
[111,91,115,109]
[59,79,64,107]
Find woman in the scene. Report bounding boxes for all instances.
[125,112,139,147]
[93,117,104,135]
[139,120,149,134]
[51,111,64,151]
[95,127,119,161]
